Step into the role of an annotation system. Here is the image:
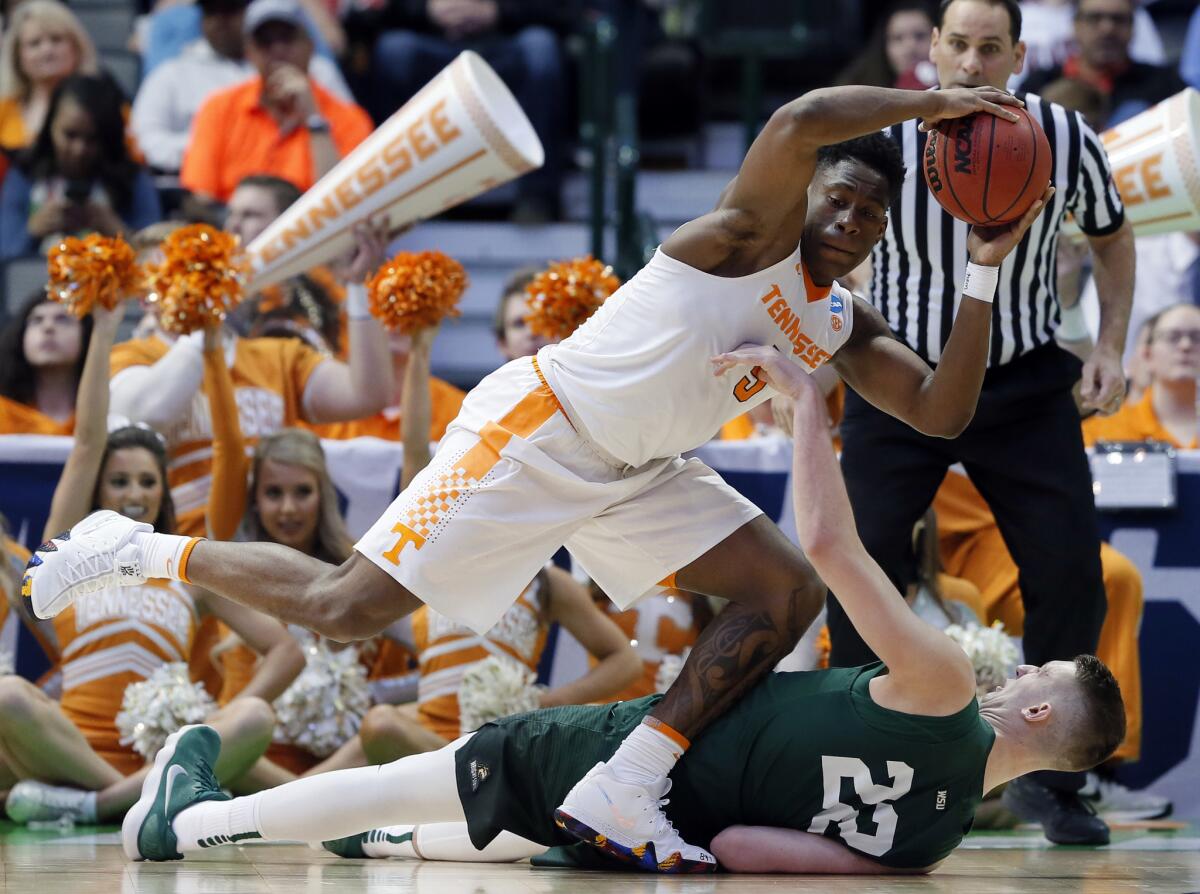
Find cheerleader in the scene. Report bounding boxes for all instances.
[0,306,304,824]
[0,290,94,434]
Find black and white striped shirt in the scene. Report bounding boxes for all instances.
[870,93,1124,367]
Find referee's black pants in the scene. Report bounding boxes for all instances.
[829,345,1108,789]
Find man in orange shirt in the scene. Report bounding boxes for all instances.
[181,0,374,203]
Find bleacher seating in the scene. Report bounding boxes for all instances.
[1,256,49,320]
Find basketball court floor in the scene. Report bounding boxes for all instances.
[2,823,1196,893]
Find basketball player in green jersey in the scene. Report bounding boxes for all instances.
[121,346,1125,874]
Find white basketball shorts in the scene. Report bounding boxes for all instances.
[355,357,762,634]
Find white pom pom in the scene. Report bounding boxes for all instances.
[458,654,542,735]
[116,662,217,757]
[273,634,370,757]
[944,621,1020,698]
[654,647,691,693]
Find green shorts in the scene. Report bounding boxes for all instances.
[454,696,660,850]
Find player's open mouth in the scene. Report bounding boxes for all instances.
[122,505,147,520]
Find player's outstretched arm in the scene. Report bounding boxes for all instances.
[710,347,973,694]
[831,186,1053,437]
[665,87,1022,273]
[711,826,939,875]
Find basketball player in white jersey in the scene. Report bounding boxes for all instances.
[26,83,1050,872]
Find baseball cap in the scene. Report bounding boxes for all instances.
[243,0,305,36]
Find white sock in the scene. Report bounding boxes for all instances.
[172,793,263,853]
[362,824,419,859]
[362,824,544,863]
[605,719,688,787]
[172,742,470,851]
[132,532,200,581]
[79,791,97,824]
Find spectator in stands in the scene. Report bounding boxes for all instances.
[180,0,373,204]
[1084,303,1200,448]
[131,0,354,174]
[108,217,392,538]
[0,290,92,434]
[223,174,347,355]
[1023,0,1185,128]
[0,74,161,259]
[353,0,570,222]
[1015,0,1166,91]
[0,0,97,153]
[1077,231,1200,371]
[1184,5,1200,91]
[835,1,937,89]
[139,0,348,78]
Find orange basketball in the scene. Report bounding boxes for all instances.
[923,108,1052,226]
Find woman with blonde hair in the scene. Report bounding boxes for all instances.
[0,0,97,151]
[0,303,303,826]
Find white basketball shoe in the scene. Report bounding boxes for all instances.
[554,762,717,873]
[24,509,150,619]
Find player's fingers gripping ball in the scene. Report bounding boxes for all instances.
[367,250,468,335]
[524,255,621,340]
[146,224,248,334]
[923,107,1052,225]
[47,233,143,317]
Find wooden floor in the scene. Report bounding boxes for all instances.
[0,825,1196,893]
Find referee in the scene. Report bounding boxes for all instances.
[829,0,1134,845]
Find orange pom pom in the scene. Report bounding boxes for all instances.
[46,234,141,317]
[524,256,620,340]
[367,251,467,335]
[145,224,247,334]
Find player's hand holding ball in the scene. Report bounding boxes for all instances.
[919,86,1023,132]
[967,183,1055,266]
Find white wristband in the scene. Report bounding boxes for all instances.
[1056,301,1090,341]
[345,282,371,321]
[962,262,999,304]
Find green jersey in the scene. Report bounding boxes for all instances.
[455,663,995,870]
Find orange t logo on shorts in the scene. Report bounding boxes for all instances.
[381,522,427,565]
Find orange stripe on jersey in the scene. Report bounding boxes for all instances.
[382,386,560,564]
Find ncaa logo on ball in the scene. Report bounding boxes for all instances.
[953,119,975,174]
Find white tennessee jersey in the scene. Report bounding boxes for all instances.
[538,243,854,467]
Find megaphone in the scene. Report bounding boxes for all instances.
[1063,88,1200,238]
[244,50,543,291]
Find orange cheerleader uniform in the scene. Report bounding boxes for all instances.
[309,377,466,444]
[109,335,329,537]
[597,589,702,701]
[412,576,548,741]
[53,580,197,774]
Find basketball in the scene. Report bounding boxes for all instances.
[922,108,1052,226]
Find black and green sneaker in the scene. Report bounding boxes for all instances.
[121,725,232,861]
[323,832,371,859]
[323,827,416,859]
